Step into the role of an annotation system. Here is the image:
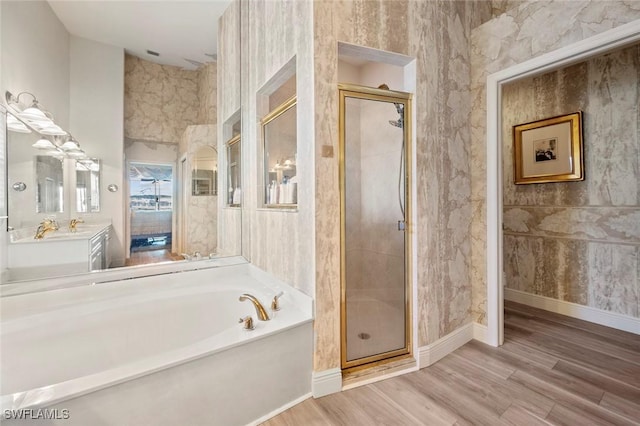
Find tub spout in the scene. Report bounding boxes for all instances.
[239,293,270,321]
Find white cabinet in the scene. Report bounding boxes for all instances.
[7,224,112,280]
[89,227,110,271]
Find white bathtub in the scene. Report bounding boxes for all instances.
[0,262,313,425]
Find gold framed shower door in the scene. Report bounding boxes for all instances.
[338,83,413,371]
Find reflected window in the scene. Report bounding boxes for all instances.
[129,163,173,211]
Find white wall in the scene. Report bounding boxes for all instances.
[69,36,125,266]
[1,2,126,271]
[0,2,4,281]
[0,1,70,128]
[1,0,71,232]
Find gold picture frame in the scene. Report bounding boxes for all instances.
[513,111,584,184]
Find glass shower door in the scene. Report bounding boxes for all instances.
[340,84,412,370]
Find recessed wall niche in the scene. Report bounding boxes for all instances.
[257,60,297,209]
[226,116,241,207]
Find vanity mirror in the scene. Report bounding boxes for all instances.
[76,159,100,213]
[1,0,242,289]
[35,155,64,214]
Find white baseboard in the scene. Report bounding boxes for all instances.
[248,393,312,426]
[312,368,342,398]
[473,322,488,344]
[417,323,473,369]
[505,288,640,336]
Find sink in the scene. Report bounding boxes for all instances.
[9,224,110,244]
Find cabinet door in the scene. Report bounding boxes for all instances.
[90,248,103,271]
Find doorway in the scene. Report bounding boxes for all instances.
[127,162,178,266]
[485,22,640,346]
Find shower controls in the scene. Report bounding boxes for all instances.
[398,220,406,231]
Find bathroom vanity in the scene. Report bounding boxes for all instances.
[7,223,112,281]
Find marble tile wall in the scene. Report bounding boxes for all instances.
[344,95,405,312]
[218,0,241,124]
[490,0,526,17]
[180,125,218,256]
[501,46,639,319]
[470,0,640,324]
[124,54,200,143]
[198,63,217,125]
[217,0,242,258]
[313,0,491,372]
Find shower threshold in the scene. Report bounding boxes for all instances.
[342,354,416,390]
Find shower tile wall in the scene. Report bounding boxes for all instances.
[342,60,407,360]
[500,46,640,319]
[470,0,640,325]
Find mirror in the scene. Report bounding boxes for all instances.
[262,97,297,207]
[76,159,100,213]
[226,135,241,206]
[1,0,242,288]
[192,146,217,196]
[35,155,64,214]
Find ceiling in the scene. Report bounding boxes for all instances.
[47,0,232,70]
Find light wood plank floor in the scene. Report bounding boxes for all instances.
[124,249,184,266]
[262,301,640,426]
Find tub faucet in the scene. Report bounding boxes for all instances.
[69,218,84,232]
[239,293,270,321]
[34,218,59,240]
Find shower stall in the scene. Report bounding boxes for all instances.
[339,83,412,371]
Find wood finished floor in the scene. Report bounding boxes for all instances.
[262,301,640,426]
[124,249,184,266]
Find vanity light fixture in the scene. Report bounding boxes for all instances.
[61,138,81,151]
[32,138,57,150]
[5,89,95,160]
[6,113,31,133]
[5,91,54,125]
[39,124,68,136]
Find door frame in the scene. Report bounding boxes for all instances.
[485,21,640,347]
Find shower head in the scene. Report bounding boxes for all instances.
[379,84,405,128]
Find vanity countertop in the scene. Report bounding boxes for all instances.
[10,223,111,244]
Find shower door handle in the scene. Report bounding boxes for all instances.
[398,220,406,231]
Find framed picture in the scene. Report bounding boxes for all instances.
[513,111,584,184]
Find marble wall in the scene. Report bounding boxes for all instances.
[198,63,217,125]
[180,125,218,256]
[124,55,200,143]
[470,1,640,324]
[242,0,315,300]
[313,0,491,372]
[502,46,639,318]
[217,0,242,258]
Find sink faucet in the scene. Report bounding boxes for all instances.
[34,218,59,240]
[239,293,270,321]
[69,218,84,232]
